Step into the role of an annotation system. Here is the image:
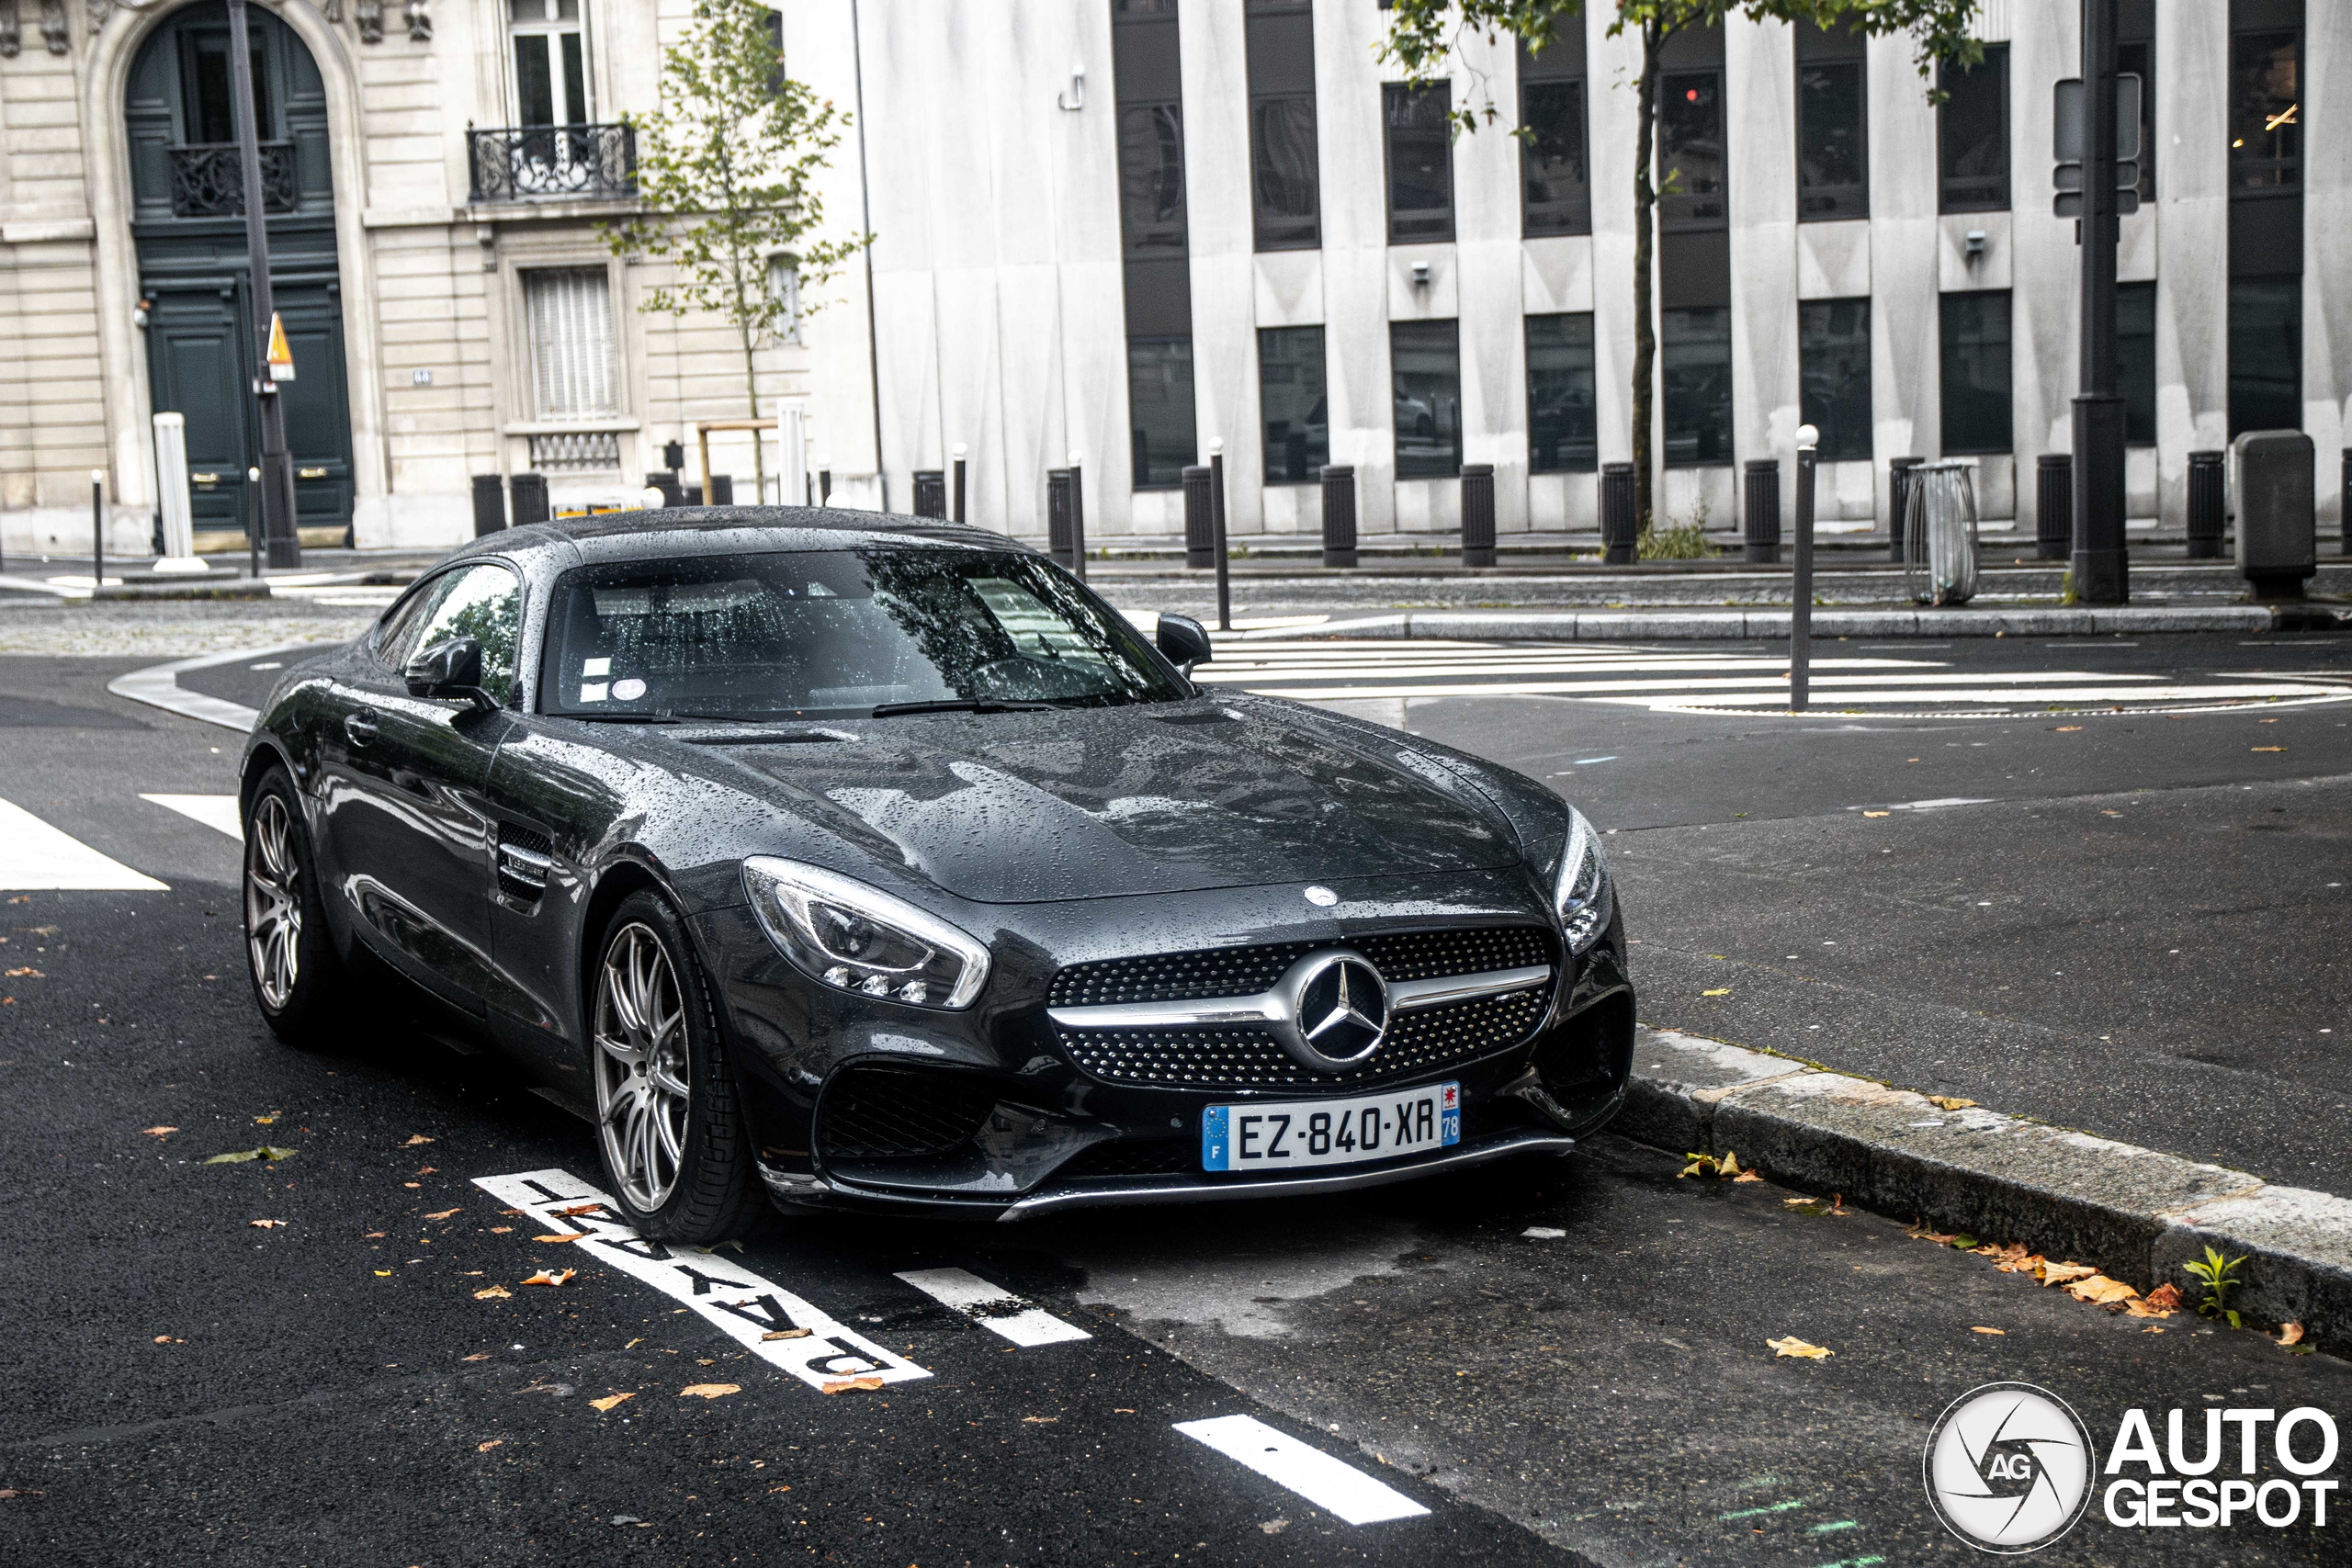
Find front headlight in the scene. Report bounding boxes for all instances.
[1553,808,1612,955]
[742,856,990,1010]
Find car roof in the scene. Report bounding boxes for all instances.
[449,506,1032,572]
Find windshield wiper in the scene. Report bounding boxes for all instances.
[869,699,1054,717]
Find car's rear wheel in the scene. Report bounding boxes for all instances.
[590,891,759,1242]
[243,769,349,1045]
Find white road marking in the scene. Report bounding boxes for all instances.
[0,796,167,891]
[1175,1414,1430,1526]
[141,794,243,840]
[474,1169,931,1393]
[894,1267,1092,1348]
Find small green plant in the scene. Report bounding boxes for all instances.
[2059,569,2080,606]
[2183,1246,2249,1326]
[1639,498,1714,560]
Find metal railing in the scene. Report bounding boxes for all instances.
[168,142,297,218]
[528,432,622,473]
[468,124,638,203]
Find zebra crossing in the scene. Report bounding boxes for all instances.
[0,792,239,893]
[1189,637,2352,718]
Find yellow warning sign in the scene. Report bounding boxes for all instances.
[266,311,296,382]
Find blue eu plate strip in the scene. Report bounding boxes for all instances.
[1201,1105,1230,1172]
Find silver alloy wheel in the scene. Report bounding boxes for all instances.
[593,921,691,1212]
[244,793,302,1011]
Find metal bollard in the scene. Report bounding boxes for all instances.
[1792,427,1818,710]
[1182,465,1216,568]
[952,446,967,525]
[1320,465,1357,569]
[1600,462,1638,565]
[1208,442,1230,631]
[246,466,262,580]
[1046,468,1073,563]
[912,469,946,518]
[1067,457,1088,581]
[1460,463,1496,568]
[1888,455,1923,562]
[2186,449,2224,560]
[2341,447,2350,557]
[472,474,508,536]
[2035,454,2072,561]
[510,470,551,528]
[1742,458,1781,564]
[91,469,106,592]
[819,468,832,506]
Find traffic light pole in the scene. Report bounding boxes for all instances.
[2070,0,2126,604]
[228,0,300,570]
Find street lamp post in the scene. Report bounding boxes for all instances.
[227,0,300,570]
[2070,0,2127,604]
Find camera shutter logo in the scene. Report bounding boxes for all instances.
[1923,1382,2095,1552]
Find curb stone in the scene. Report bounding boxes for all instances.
[1622,1024,2352,1354]
[1258,605,2317,641]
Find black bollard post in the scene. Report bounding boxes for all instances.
[952,446,967,525]
[1068,458,1088,581]
[1320,465,1357,568]
[91,469,105,592]
[1460,463,1496,568]
[1046,469,1073,563]
[1792,428,1817,711]
[1209,440,1231,632]
[246,466,262,581]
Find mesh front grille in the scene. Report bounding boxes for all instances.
[1057,987,1548,1091]
[1048,926,1549,1008]
[820,1066,997,1160]
[1054,1138,1199,1181]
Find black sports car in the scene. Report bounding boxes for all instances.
[238,509,1633,1240]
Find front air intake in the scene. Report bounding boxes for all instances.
[817,1064,997,1161]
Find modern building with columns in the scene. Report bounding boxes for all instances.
[1,0,2345,558]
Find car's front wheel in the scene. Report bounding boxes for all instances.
[589,891,760,1242]
[243,769,349,1045]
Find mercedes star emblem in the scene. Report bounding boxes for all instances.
[1270,949,1390,1071]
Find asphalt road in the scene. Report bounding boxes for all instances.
[1,641,2348,1565]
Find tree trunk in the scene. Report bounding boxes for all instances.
[737,283,768,505]
[1631,20,1660,537]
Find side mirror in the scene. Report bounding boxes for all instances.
[1156,614,1213,676]
[405,636,498,711]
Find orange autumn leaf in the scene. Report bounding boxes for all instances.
[2278,1322,2306,1348]
[402,1134,435,1146]
[590,1393,636,1413]
[521,1269,576,1288]
[473,1285,513,1301]
[423,1207,462,1221]
[141,1126,177,1137]
[679,1383,740,1399]
[821,1376,888,1394]
[1766,1336,1832,1359]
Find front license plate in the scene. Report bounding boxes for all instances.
[1201,1083,1459,1173]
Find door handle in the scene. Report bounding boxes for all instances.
[344,711,379,747]
[298,468,328,479]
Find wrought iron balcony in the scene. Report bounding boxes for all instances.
[468,124,638,204]
[168,142,298,219]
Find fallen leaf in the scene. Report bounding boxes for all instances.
[364,1231,386,1238]
[473,1285,513,1301]
[4,967,42,978]
[680,1383,741,1399]
[2039,1261,2099,1287]
[1767,1336,1832,1359]
[1908,1222,1958,1245]
[1971,1326,2007,1336]
[1701,987,1732,997]
[555,1202,604,1217]
[533,1234,581,1245]
[204,1145,297,1165]
[476,1439,503,1453]
[590,1393,636,1413]
[2143,1325,2166,1334]
[522,1269,576,1288]
[2142,1281,2185,1312]
[0,1489,46,1499]
[402,1182,420,1190]
[2252,746,2285,752]
[402,1134,435,1146]
[141,1126,176,1137]
[2278,1322,2306,1348]
[2064,1274,2140,1307]
[1782,1196,1816,1208]
[1862,810,1890,818]
[152,1335,182,1344]
[762,1328,812,1341]
[490,1224,513,1234]
[424,1207,462,1221]
[463,1352,492,1362]
[1927,1096,1977,1111]
[248,1219,287,1229]
[1022,1416,1060,1424]
[2055,726,2083,732]
[415,1167,436,1175]
[253,1116,276,1125]
[1718,1151,1744,1178]
[820,1377,887,1395]
[373,1269,392,1277]
[1732,1169,1762,1183]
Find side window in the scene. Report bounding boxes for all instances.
[376,576,456,671]
[407,564,526,705]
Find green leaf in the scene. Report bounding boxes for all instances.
[1950,1234,1978,1250]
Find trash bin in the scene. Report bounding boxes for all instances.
[1182,465,1216,568]
[2232,429,2315,601]
[911,469,946,518]
[2186,450,2225,560]
[1888,455,1924,562]
[1742,458,1781,565]
[1600,462,1638,565]
[1460,463,1496,568]
[470,473,507,537]
[1046,468,1074,566]
[1901,461,1979,606]
[1320,465,1357,569]
[510,471,550,528]
[2034,454,2071,562]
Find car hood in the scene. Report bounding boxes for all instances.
[699,697,1522,904]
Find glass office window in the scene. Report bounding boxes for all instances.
[2117,280,2156,446]
[1939,290,2012,456]
[2227,278,2301,436]
[1938,43,2008,213]
[1658,71,1726,229]
[1245,0,1318,250]
[1258,325,1328,484]
[1796,59,1867,220]
[1384,83,1453,243]
[1662,306,1733,466]
[1127,336,1197,490]
[1521,80,1589,236]
[1390,319,1462,479]
[1525,313,1596,473]
[1798,299,1872,462]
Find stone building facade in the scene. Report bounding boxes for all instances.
[0,0,2345,558]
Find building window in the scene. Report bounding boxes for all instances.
[1659,70,1726,229]
[1246,0,1318,251]
[1390,320,1462,479]
[766,255,801,344]
[2118,0,2155,202]
[2228,279,2301,436]
[2229,21,2301,196]
[1128,337,1198,489]
[1258,326,1328,484]
[1662,307,1733,466]
[1384,83,1453,243]
[1117,102,1188,255]
[509,0,589,128]
[1518,21,1589,237]
[2117,280,2155,446]
[1798,299,1872,462]
[1795,23,1867,221]
[1939,290,2011,456]
[1938,42,2007,213]
[1525,313,1596,473]
[524,266,616,418]
[184,26,274,144]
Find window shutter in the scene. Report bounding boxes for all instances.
[525,266,616,418]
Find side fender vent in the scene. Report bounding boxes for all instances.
[496,824,556,903]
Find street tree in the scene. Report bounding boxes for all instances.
[1380,1,1979,536]
[601,0,866,503]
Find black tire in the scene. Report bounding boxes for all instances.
[587,890,761,1243]
[242,767,351,1046]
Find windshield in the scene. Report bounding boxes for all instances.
[540,546,1188,720]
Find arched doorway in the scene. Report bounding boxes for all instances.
[127,2,353,544]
